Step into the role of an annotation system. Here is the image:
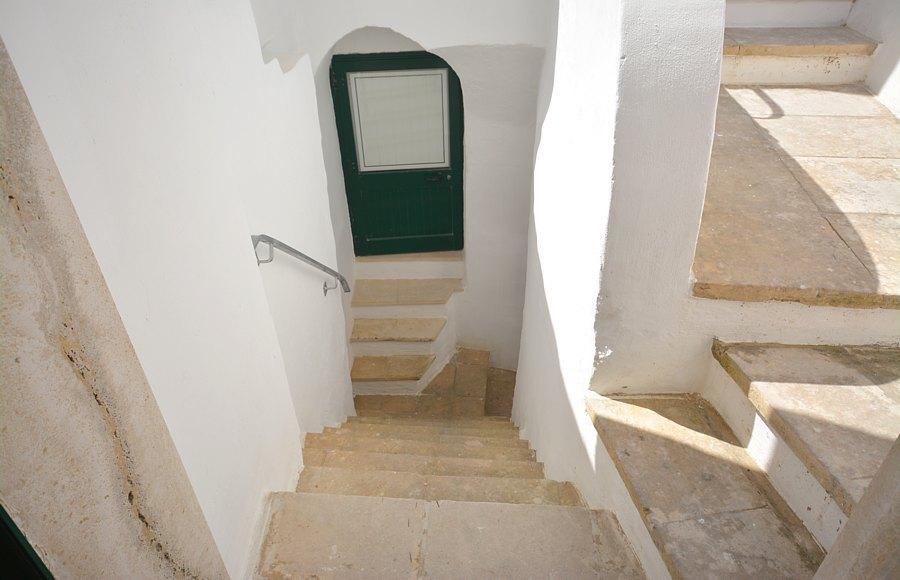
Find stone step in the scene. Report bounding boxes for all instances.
[724,27,877,57]
[304,433,535,461]
[355,393,485,418]
[722,27,878,85]
[296,466,581,506]
[318,427,528,449]
[588,394,823,578]
[303,448,545,479]
[350,317,446,343]
[714,341,900,516]
[350,354,434,381]
[259,493,644,578]
[330,420,522,440]
[351,278,462,307]
[354,251,465,279]
[347,414,515,430]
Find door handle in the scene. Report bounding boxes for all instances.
[425,174,450,182]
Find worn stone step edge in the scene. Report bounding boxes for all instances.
[692,281,900,310]
[319,428,527,448]
[347,415,514,430]
[723,27,878,57]
[296,466,581,506]
[304,448,545,479]
[355,406,487,419]
[304,435,535,461]
[351,278,463,307]
[350,354,435,381]
[350,317,447,343]
[330,421,521,440]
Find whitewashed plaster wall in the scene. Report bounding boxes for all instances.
[240,48,355,435]
[0,1,328,576]
[725,0,854,27]
[512,0,670,576]
[253,0,556,369]
[847,0,900,116]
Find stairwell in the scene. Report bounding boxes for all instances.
[256,22,900,580]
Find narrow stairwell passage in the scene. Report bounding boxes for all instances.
[258,414,645,578]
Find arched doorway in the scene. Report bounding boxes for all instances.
[330,51,464,256]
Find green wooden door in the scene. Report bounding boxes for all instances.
[330,52,464,256]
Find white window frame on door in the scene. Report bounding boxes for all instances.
[347,68,451,172]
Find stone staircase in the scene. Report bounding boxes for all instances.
[723,26,878,85]
[349,252,465,394]
[258,413,645,578]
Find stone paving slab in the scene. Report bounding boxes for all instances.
[693,85,900,308]
[259,493,643,578]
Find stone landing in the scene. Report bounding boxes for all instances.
[693,84,899,308]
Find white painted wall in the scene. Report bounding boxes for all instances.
[512,1,671,576]
[725,0,853,27]
[239,49,355,434]
[0,1,340,576]
[255,0,555,370]
[847,0,900,116]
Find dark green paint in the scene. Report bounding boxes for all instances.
[0,503,53,579]
[330,52,464,256]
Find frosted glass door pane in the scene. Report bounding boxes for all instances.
[348,69,450,172]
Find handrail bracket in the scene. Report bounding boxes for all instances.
[251,234,350,295]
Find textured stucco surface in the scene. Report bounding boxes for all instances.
[0,41,227,578]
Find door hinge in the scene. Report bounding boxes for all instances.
[330,71,338,90]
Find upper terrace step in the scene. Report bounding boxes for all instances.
[713,341,900,516]
[724,27,877,57]
[722,27,878,84]
[588,394,823,578]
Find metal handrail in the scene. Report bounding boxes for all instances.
[252,234,350,296]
